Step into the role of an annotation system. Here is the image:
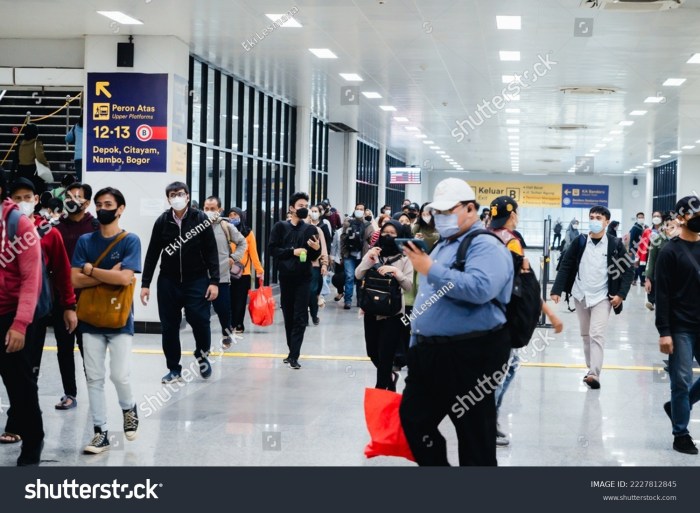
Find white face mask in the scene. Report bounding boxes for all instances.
[18,201,35,218]
[205,210,219,220]
[422,214,432,224]
[385,211,391,216]
[637,218,645,224]
[170,197,188,211]
[652,216,662,226]
[310,212,320,221]
[354,210,364,219]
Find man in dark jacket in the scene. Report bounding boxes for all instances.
[140,182,220,384]
[268,192,322,370]
[53,181,99,410]
[551,205,633,390]
[629,212,647,285]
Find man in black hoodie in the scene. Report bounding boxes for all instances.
[656,195,700,455]
[268,192,322,370]
[140,182,219,384]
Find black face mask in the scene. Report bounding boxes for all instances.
[687,216,700,233]
[96,209,118,225]
[408,212,418,220]
[295,207,309,220]
[379,235,399,256]
[64,200,82,215]
[365,216,372,222]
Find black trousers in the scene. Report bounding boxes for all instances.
[364,314,403,390]
[0,313,44,449]
[230,276,252,330]
[635,264,646,285]
[279,276,311,360]
[308,267,322,321]
[394,305,412,369]
[399,327,511,466]
[552,233,561,249]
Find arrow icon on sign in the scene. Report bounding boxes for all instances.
[564,189,571,195]
[96,81,112,98]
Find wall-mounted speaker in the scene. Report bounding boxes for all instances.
[633,177,639,186]
[117,42,134,67]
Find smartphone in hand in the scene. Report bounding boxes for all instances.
[395,238,429,253]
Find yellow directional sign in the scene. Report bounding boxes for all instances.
[95,81,112,98]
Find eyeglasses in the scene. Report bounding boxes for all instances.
[168,192,187,199]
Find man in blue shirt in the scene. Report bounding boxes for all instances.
[71,187,141,455]
[400,178,513,466]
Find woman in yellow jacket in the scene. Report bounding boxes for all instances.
[227,208,264,333]
[11,123,50,194]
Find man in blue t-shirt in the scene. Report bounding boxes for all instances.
[71,187,141,455]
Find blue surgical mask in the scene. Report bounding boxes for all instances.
[434,213,461,238]
[589,220,604,234]
[231,217,240,226]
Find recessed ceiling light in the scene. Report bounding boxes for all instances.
[590,149,600,153]
[505,94,521,101]
[663,78,686,86]
[687,53,700,64]
[568,169,576,173]
[405,126,419,131]
[505,108,521,114]
[430,146,440,150]
[502,75,519,84]
[610,130,623,135]
[415,135,427,139]
[393,116,408,122]
[602,138,613,142]
[506,119,520,125]
[652,159,661,163]
[696,140,700,144]
[496,16,521,30]
[660,154,671,158]
[670,150,682,154]
[644,96,665,103]
[508,135,519,140]
[683,145,695,149]
[630,110,647,116]
[97,11,143,24]
[585,154,594,157]
[309,48,337,59]
[265,14,302,27]
[499,51,521,61]
[421,139,433,144]
[624,170,633,174]
[436,151,446,154]
[644,162,652,166]
[362,92,382,99]
[619,121,634,126]
[380,105,397,111]
[596,144,606,148]
[339,73,363,81]
[508,128,520,133]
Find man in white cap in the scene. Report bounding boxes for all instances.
[400,178,514,466]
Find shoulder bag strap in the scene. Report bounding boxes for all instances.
[93,231,128,267]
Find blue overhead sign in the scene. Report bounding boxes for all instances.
[562,184,609,208]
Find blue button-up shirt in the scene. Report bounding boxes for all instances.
[410,222,513,343]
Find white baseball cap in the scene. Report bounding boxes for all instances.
[426,178,476,212]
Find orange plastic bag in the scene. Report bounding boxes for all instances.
[363,388,415,462]
[247,278,276,327]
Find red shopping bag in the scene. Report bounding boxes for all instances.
[363,388,415,462]
[247,278,276,327]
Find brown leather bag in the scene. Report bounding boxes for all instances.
[76,232,136,329]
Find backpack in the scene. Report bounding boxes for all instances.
[452,229,541,348]
[7,209,53,320]
[553,222,562,234]
[359,255,403,317]
[345,220,365,253]
[558,234,587,312]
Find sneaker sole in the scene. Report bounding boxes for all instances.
[124,431,138,441]
[583,376,601,390]
[83,445,110,454]
[161,376,183,384]
[673,445,699,455]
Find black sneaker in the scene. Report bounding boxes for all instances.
[17,441,44,466]
[123,405,139,441]
[664,402,672,422]
[334,293,344,302]
[343,304,351,310]
[84,428,110,454]
[198,356,212,379]
[289,359,301,370]
[583,374,601,390]
[161,370,182,384]
[222,336,233,349]
[673,434,699,455]
[283,356,290,365]
[313,317,320,325]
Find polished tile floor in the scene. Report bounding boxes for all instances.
[1,266,697,466]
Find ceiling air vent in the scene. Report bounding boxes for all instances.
[548,124,588,131]
[541,145,572,151]
[560,86,618,95]
[580,0,683,12]
[328,122,357,133]
[537,159,562,163]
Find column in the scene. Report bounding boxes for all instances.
[377,145,387,211]
[345,132,358,216]
[678,155,700,199]
[83,35,189,322]
[294,105,311,194]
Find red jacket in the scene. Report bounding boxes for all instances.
[0,199,42,335]
[637,227,653,264]
[33,215,76,309]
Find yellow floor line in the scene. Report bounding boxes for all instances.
[42,346,694,372]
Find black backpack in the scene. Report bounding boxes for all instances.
[359,255,403,317]
[452,230,541,348]
[345,220,365,253]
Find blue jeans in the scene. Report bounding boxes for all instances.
[495,350,519,412]
[668,331,700,437]
[343,257,360,305]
